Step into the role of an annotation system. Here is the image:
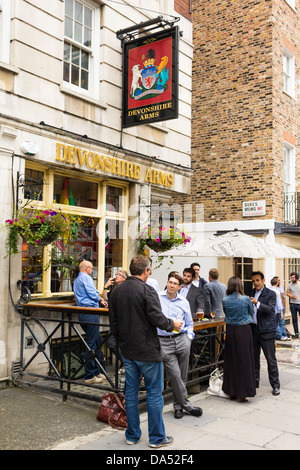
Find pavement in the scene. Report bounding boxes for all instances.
[1,338,300,452]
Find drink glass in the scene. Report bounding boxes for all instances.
[196,309,204,321]
[173,313,184,332]
[211,311,216,319]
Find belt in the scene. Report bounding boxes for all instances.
[159,332,185,339]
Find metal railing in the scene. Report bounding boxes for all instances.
[284,192,300,226]
[15,304,226,404]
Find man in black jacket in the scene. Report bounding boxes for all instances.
[109,255,182,449]
[250,271,280,396]
[180,267,204,319]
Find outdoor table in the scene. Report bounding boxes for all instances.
[16,300,226,403]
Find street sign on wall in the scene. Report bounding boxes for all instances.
[122,26,179,128]
[243,200,266,216]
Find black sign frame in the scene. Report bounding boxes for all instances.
[122,26,179,128]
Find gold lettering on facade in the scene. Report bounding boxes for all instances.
[55,143,174,188]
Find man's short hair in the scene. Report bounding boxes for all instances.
[290,272,299,280]
[168,271,179,279]
[169,273,183,286]
[270,277,278,286]
[209,268,219,280]
[251,271,265,280]
[190,262,200,269]
[129,255,150,276]
[183,267,195,277]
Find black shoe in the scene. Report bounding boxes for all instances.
[188,407,203,417]
[293,334,299,339]
[174,409,184,419]
[272,387,280,396]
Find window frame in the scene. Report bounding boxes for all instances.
[63,0,100,100]
[283,47,295,99]
[0,0,11,64]
[283,142,296,194]
[23,164,128,297]
[284,0,296,11]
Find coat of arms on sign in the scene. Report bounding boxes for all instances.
[130,47,170,100]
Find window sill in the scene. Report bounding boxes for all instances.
[283,90,296,101]
[60,84,107,109]
[0,61,19,74]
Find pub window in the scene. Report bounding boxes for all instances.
[105,219,124,280]
[22,164,128,297]
[24,168,44,201]
[234,257,253,296]
[106,186,123,213]
[51,216,98,293]
[53,175,98,209]
[22,242,43,294]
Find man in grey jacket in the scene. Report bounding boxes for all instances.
[109,255,182,449]
[203,268,226,318]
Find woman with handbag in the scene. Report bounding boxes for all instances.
[222,277,256,402]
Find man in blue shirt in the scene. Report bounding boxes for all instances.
[158,273,203,420]
[74,260,108,384]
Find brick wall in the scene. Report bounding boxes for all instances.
[174,0,191,21]
[172,0,300,224]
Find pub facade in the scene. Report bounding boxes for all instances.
[0,0,193,382]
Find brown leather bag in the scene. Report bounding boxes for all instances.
[96,393,127,430]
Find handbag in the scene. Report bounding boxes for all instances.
[207,368,230,398]
[96,393,127,430]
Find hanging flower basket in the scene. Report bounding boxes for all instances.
[21,224,60,246]
[144,238,172,252]
[3,206,71,256]
[136,225,191,254]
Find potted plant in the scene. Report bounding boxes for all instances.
[3,206,71,256]
[136,225,191,254]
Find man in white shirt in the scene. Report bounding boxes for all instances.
[158,273,203,420]
[191,262,207,289]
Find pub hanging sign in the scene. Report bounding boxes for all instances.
[122,26,179,128]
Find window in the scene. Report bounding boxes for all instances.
[24,168,44,201]
[53,175,98,209]
[284,143,296,224]
[63,0,100,96]
[22,165,128,296]
[0,0,10,64]
[233,258,253,296]
[283,47,295,98]
[284,143,295,194]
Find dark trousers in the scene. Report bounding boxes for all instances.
[290,304,300,335]
[251,324,280,389]
[78,313,104,380]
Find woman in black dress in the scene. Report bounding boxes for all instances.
[222,277,256,402]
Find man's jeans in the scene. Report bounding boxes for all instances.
[290,304,300,335]
[78,314,104,380]
[276,308,287,339]
[122,358,166,445]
